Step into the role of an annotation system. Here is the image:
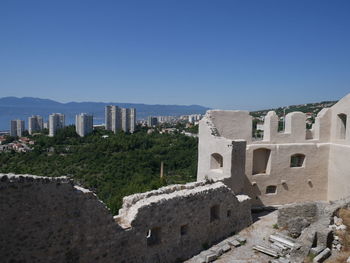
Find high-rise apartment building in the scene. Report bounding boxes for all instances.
[105,106,136,133]
[147,116,158,127]
[10,120,25,137]
[28,115,43,135]
[49,113,65,137]
[130,108,136,133]
[121,108,130,132]
[105,105,121,132]
[75,113,93,137]
[105,105,113,131]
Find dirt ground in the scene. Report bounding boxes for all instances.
[186,210,279,263]
[215,210,279,263]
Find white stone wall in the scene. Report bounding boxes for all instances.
[245,143,329,205]
[327,94,350,200]
[197,93,350,206]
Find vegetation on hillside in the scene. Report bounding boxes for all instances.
[251,101,337,118]
[0,126,198,214]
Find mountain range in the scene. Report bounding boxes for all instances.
[0,97,210,131]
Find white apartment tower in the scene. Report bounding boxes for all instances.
[105,105,113,131]
[105,106,136,133]
[10,120,25,137]
[130,108,136,133]
[49,113,65,137]
[75,113,93,137]
[28,115,43,135]
[105,106,121,132]
[121,108,130,132]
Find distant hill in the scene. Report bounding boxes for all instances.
[0,97,210,130]
[250,100,337,118]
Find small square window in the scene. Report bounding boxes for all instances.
[180,224,188,236]
[290,154,305,167]
[266,185,277,195]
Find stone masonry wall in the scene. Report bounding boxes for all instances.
[0,173,252,263]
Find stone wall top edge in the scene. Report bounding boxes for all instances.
[0,173,72,183]
[122,180,214,208]
[140,181,229,204]
[118,181,233,226]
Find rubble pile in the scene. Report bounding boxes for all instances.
[190,235,247,263]
[329,215,347,252]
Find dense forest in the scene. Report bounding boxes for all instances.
[0,126,198,214]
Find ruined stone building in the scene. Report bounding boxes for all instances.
[0,175,251,263]
[198,93,350,207]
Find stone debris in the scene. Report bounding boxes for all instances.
[227,237,241,247]
[310,246,325,256]
[330,224,347,252]
[210,246,224,257]
[253,245,279,258]
[278,257,291,263]
[192,236,247,262]
[236,236,247,244]
[251,232,300,260]
[270,243,286,254]
[312,247,331,262]
[269,234,296,249]
[200,250,217,262]
[272,241,288,251]
[269,257,291,263]
[329,216,347,231]
[334,216,343,226]
[220,243,231,253]
[329,223,347,231]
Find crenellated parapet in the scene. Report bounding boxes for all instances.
[199,106,335,145]
[197,94,350,207]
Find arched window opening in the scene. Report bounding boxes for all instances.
[210,153,223,170]
[265,185,277,195]
[338,113,347,140]
[290,154,305,167]
[252,148,271,175]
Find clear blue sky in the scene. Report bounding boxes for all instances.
[1,0,349,110]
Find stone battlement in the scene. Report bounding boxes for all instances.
[198,93,350,207]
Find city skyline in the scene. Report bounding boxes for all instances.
[1,1,349,110]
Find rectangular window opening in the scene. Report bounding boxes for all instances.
[265,185,277,195]
[210,204,220,222]
[180,224,188,236]
[338,113,347,140]
[146,227,161,246]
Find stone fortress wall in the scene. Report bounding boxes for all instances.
[198,93,350,206]
[0,173,252,263]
